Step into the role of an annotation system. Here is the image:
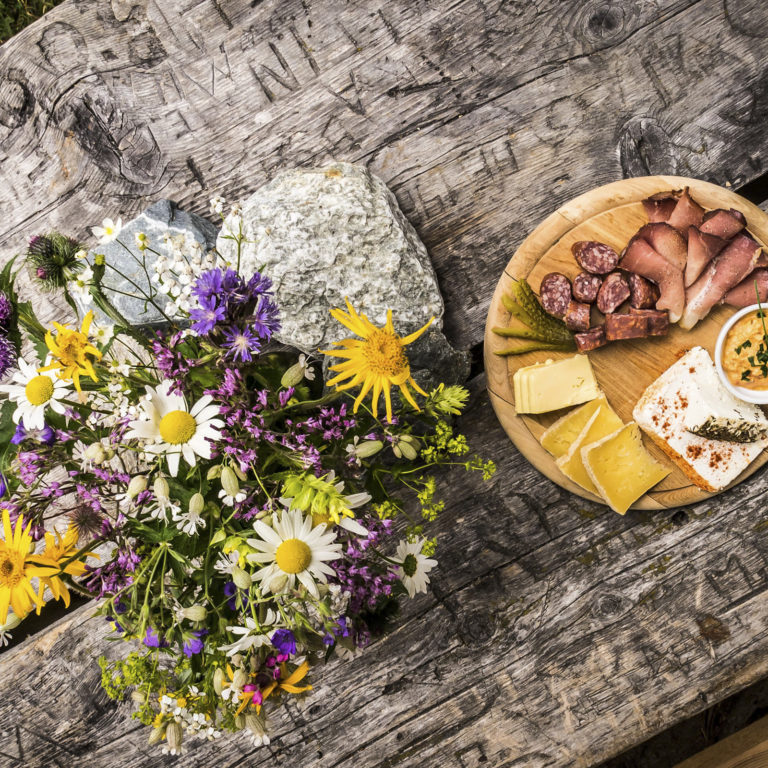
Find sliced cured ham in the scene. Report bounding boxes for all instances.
[723,268,768,307]
[679,234,765,330]
[684,227,727,288]
[699,208,746,240]
[666,187,705,234]
[637,223,687,270]
[620,237,685,323]
[642,192,678,224]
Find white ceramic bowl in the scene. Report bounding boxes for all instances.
[715,304,768,404]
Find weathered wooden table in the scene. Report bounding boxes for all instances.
[2,1,768,766]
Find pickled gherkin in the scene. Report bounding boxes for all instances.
[493,279,575,355]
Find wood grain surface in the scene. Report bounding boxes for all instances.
[484,176,768,510]
[3,1,768,767]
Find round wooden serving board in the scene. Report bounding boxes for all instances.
[484,175,768,510]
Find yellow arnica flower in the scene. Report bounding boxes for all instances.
[321,301,433,423]
[39,310,102,391]
[0,509,59,625]
[37,524,95,609]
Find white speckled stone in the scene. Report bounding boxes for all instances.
[217,162,445,352]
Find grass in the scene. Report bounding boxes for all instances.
[0,0,65,45]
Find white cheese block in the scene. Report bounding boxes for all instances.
[632,346,768,492]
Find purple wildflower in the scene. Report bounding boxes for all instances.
[12,423,56,445]
[223,325,261,362]
[151,331,200,395]
[143,627,169,648]
[250,295,280,339]
[17,450,42,486]
[189,296,227,336]
[192,269,223,301]
[84,545,141,597]
[0,334,15,377]
[182,629,209,658]
[270,628,296,656]
[0,292,12,326]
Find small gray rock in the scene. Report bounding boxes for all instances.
[218,163,467,384]
[86,200,217,326]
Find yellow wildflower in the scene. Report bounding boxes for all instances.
[0,509,59,624]
[37,524,95,609]
[39,310,102,391]
[234,661,312,716]
[320,300,433,423]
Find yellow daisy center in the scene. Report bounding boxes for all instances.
[362,329,408,377]
[0,550,23,588]
[25,375,54,406]
[159,410,197,445]
[275,539,312,574]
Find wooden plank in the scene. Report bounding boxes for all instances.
[5,375,768,766]
[1,0,768,349]
[673,715,768,768]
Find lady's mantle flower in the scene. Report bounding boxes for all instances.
[321,300,434,423]
[0,358,70,430]
[247,509,342,599]
[125,381,223,477]
[393,539,437,598]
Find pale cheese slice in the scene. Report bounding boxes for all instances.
[512,354,599,415]
[582,422,670,515]
[556,403,623,494]
[540,394,605,458]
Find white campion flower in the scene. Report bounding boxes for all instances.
[92,217,123,244]
[218,615,277,657]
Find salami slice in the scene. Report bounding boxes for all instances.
[538,272,572,318]
[564,300,591,332]
[572,272,602,303]
[574,325,606,352]
[604,313,651,341]
[628,273,660,309]
[572,241,619,275]
[596,272,630,314]
[629,307,669,336]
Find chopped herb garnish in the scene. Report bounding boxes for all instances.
[742,370,752,381]
[758,310,766,318]
[743,339,753,348]
[749,355,756,365]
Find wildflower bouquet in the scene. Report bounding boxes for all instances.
[0,206,494,753]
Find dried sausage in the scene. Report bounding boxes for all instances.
[538,272,572,318]
[572,272,602,303]
[564,300,591,332]
[572,241,619,274]
[596,272,630,314]
[604,313,651,341]
[628,273,660,309]
[574,326,606,352]
[629,307,669,336]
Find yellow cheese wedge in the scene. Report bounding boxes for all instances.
[540,393,606,458]
[512,355,599,415]
[555,403,623,494]
[582,422,670,515]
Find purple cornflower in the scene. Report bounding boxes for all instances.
[250,295,280,339]
[11,423,56,445]
[189,296,227,336]
[143,627,169,648]
[270,628,296,656]
[0,334,15,377]
[0,292,12,326]
[182,629,208,658]
[223,325,261,362]
[192,269,223,301]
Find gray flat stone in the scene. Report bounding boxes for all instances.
[86,200,218,326]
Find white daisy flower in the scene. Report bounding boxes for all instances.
[68,266,94,305]
[92,217,123,244]
[0,358,70,430]
[214,551,240,575]
[218,615,276,657]
[125,381,223,477]
[246,509,342,599]
[393,539,438,599]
